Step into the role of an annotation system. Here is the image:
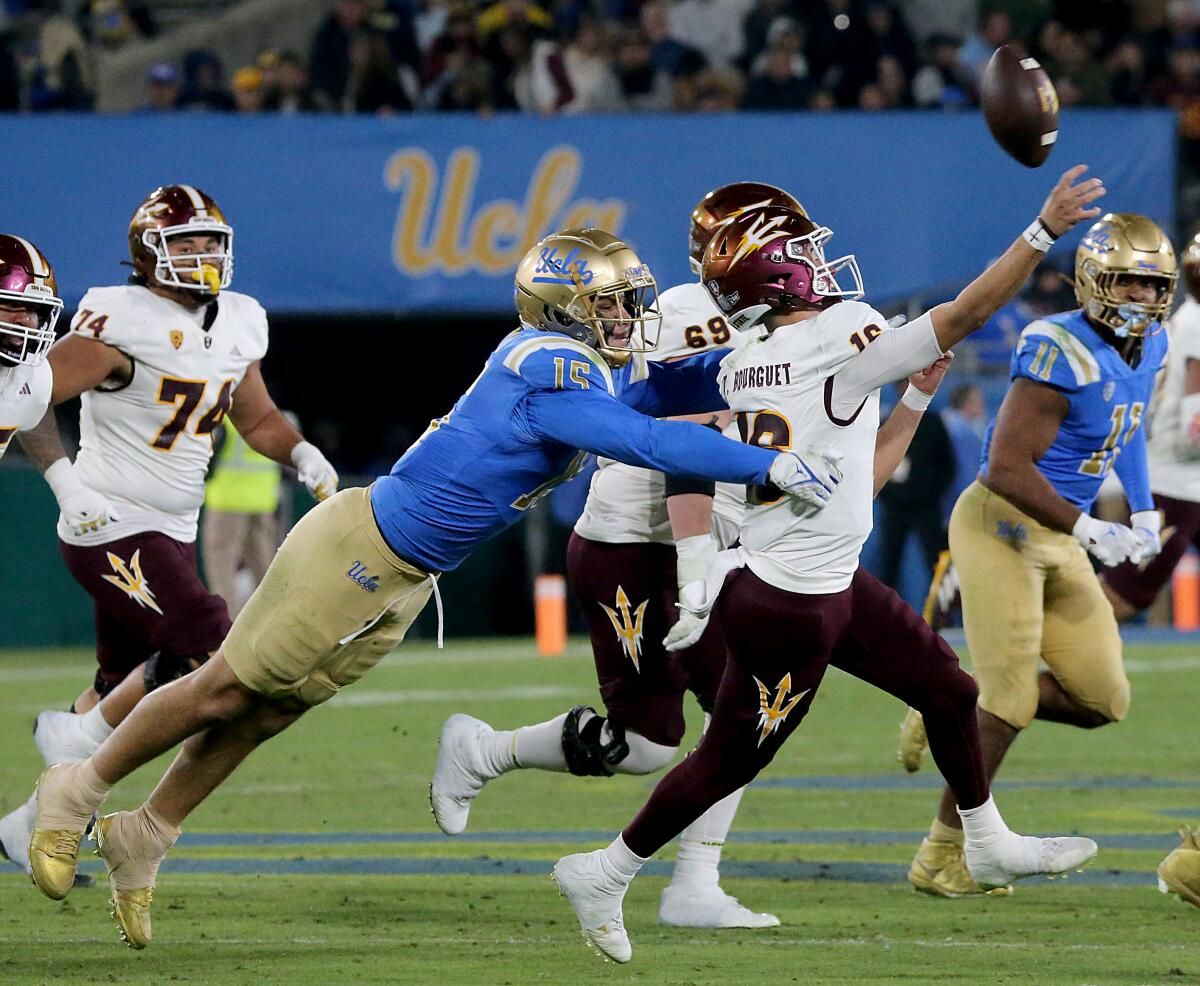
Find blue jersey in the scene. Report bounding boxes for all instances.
[980,309,1167,513]
[370,328,778,572]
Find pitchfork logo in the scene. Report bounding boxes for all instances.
[753,672,810,747]
[600,585,648,671]
[729,213,791,270]
[102,549,163,615]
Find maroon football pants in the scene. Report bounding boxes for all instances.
[566,533,728,747]
[622,566,986,857]
[1104,493,1200,611]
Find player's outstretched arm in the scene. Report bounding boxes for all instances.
[229,362,338,501]
[928,165,1105,351]
[872,353,953,497]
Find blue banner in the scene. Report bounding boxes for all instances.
[0,110,1175,313]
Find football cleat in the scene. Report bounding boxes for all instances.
[908,837,1010,898]
[29,765,94,900]
[430,714,496,836]
[93,812,161,950]
[658,884,780,928]
[897,708,928,774]
[34,710,100,766]
[553,851,633,963]
[964,833,1098,890]
[1157,827,1200,909]
[0,793,36,876]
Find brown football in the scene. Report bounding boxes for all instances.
[981,45,1060,168]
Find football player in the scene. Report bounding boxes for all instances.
[551,165,1107,964]
[26,227,843,949]
[430,183,800,932]
[0,185,337,878]
[0,235,61,463]
[897,212,1177,898]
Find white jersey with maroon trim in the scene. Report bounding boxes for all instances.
[573,281,745,547]
[1148,297,1200,503]
[0,360,51,461]
[720,301,942,594]
[64,285,268,545]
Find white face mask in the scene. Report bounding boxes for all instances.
[144,222,235,294]
[0,292,60,367]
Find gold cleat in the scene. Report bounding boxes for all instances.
[1157,827,1200,909]
[909,837,1011,898]
[897,707,928,773]
[94,813,155,949]
[29,827,83,900]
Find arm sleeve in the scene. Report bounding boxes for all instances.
[625,350,728,417]
[829,312,943,411]
[520,387,773,485]
[1114,420,1154,514]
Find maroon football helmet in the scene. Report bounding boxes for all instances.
[129,184,233,295]
[0,234,63,367]
[689,182,806,274]
[1184,229,1200,303]
[701,206,864,331]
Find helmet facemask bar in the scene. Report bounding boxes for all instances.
[784,227,864,302]
[143,221,234,295]
[0,290,60,367]
[564,264,663,363]
[1080,263,1177,338]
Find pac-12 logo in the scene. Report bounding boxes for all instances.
[532,247,594,286]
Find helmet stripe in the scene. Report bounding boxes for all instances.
[10,235,48,277]
[178,184,209,215]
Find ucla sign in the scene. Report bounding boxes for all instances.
[0,112,1175,315]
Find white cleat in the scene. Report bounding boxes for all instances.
[34,710,98,766]
[0,793,36,876]
[553,851,633,963]
[658,883,780,929]
[430,714,495,836]
[965,833,1098,890]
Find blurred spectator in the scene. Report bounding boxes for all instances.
[667,0,750,72]
[640,1,706,79]
[86,0,151,50]
[863,2,918,80]
[959,8,1012,81]
[476,0,553,43]
[1025,262,1077,318]
[749,16,807,78]
[231,66,265,113]
[264,51,318,113]
[435,51,492,111]
[912,32,974,108]
[561,19,622,113]
[742,0,797,67]
[142,63,180,113]
[1108,40,1149,106]
[875,54,911,107]
[1046,30,1112,106]
[28,14,92,111]
[614,28,672,111]
[942,382,987,520]
[347,29,413,113]
[901,0,978,43]
[179,49,233,111]
[309,0,369,111]
[514,35,574,113]
[744,42,811,110]
[423,5,478,89]
[858,81,885,109]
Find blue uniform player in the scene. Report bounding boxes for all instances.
[25,227,845,948]
[901,212,1178,897]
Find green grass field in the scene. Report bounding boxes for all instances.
[1,637,1198,985]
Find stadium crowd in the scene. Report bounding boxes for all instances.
[1,0,1198,116]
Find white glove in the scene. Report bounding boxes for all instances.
[663,534,717,652]
[1129,509,1163,565]
[44,457,120,537]
[1072,512,1137,567]
[291,441,338,501]
[767,447,843,514]
[664,547,747,652]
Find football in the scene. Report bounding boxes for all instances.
[981,44,1060,168]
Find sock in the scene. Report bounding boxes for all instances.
[957,795,1008,844]
[670,785,746,891]
[107,803,181,891]
[78,705,115,750]
[477,728,518,778]
[37,760,111,829]
[602,834,648,884]
[76,759,113,810]
[134,802,181,853]
[513,713,570,771]
[929,817,963,845]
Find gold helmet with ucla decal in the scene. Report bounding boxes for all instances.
[1075,212,1177,337]
[514,228,662,368]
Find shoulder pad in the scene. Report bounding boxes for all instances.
[1015,320,1101,389]
[501,333,614,395]
[70,286,139,347]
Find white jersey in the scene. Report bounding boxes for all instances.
[66,285,268,545]
[0,360,52,461]
[573,281,745,547]
[720,302,942,594]
[1148,297,1200,503]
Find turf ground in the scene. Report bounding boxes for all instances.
[1,636,1198,986]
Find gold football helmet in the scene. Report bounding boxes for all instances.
[515,228,662,367]
[1075,213,1177,337]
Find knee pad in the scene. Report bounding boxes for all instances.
[92,668,116,698]
[562,705,630,776]
[615,731,677,775]
[143,651,204,693]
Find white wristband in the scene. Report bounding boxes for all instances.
[900,385,933,411]
[1021,217,1058,253]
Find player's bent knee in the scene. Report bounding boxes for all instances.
[613,731,677,775]
[1087,679,1130,727]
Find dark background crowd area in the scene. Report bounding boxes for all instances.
[2,0,1199,117]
